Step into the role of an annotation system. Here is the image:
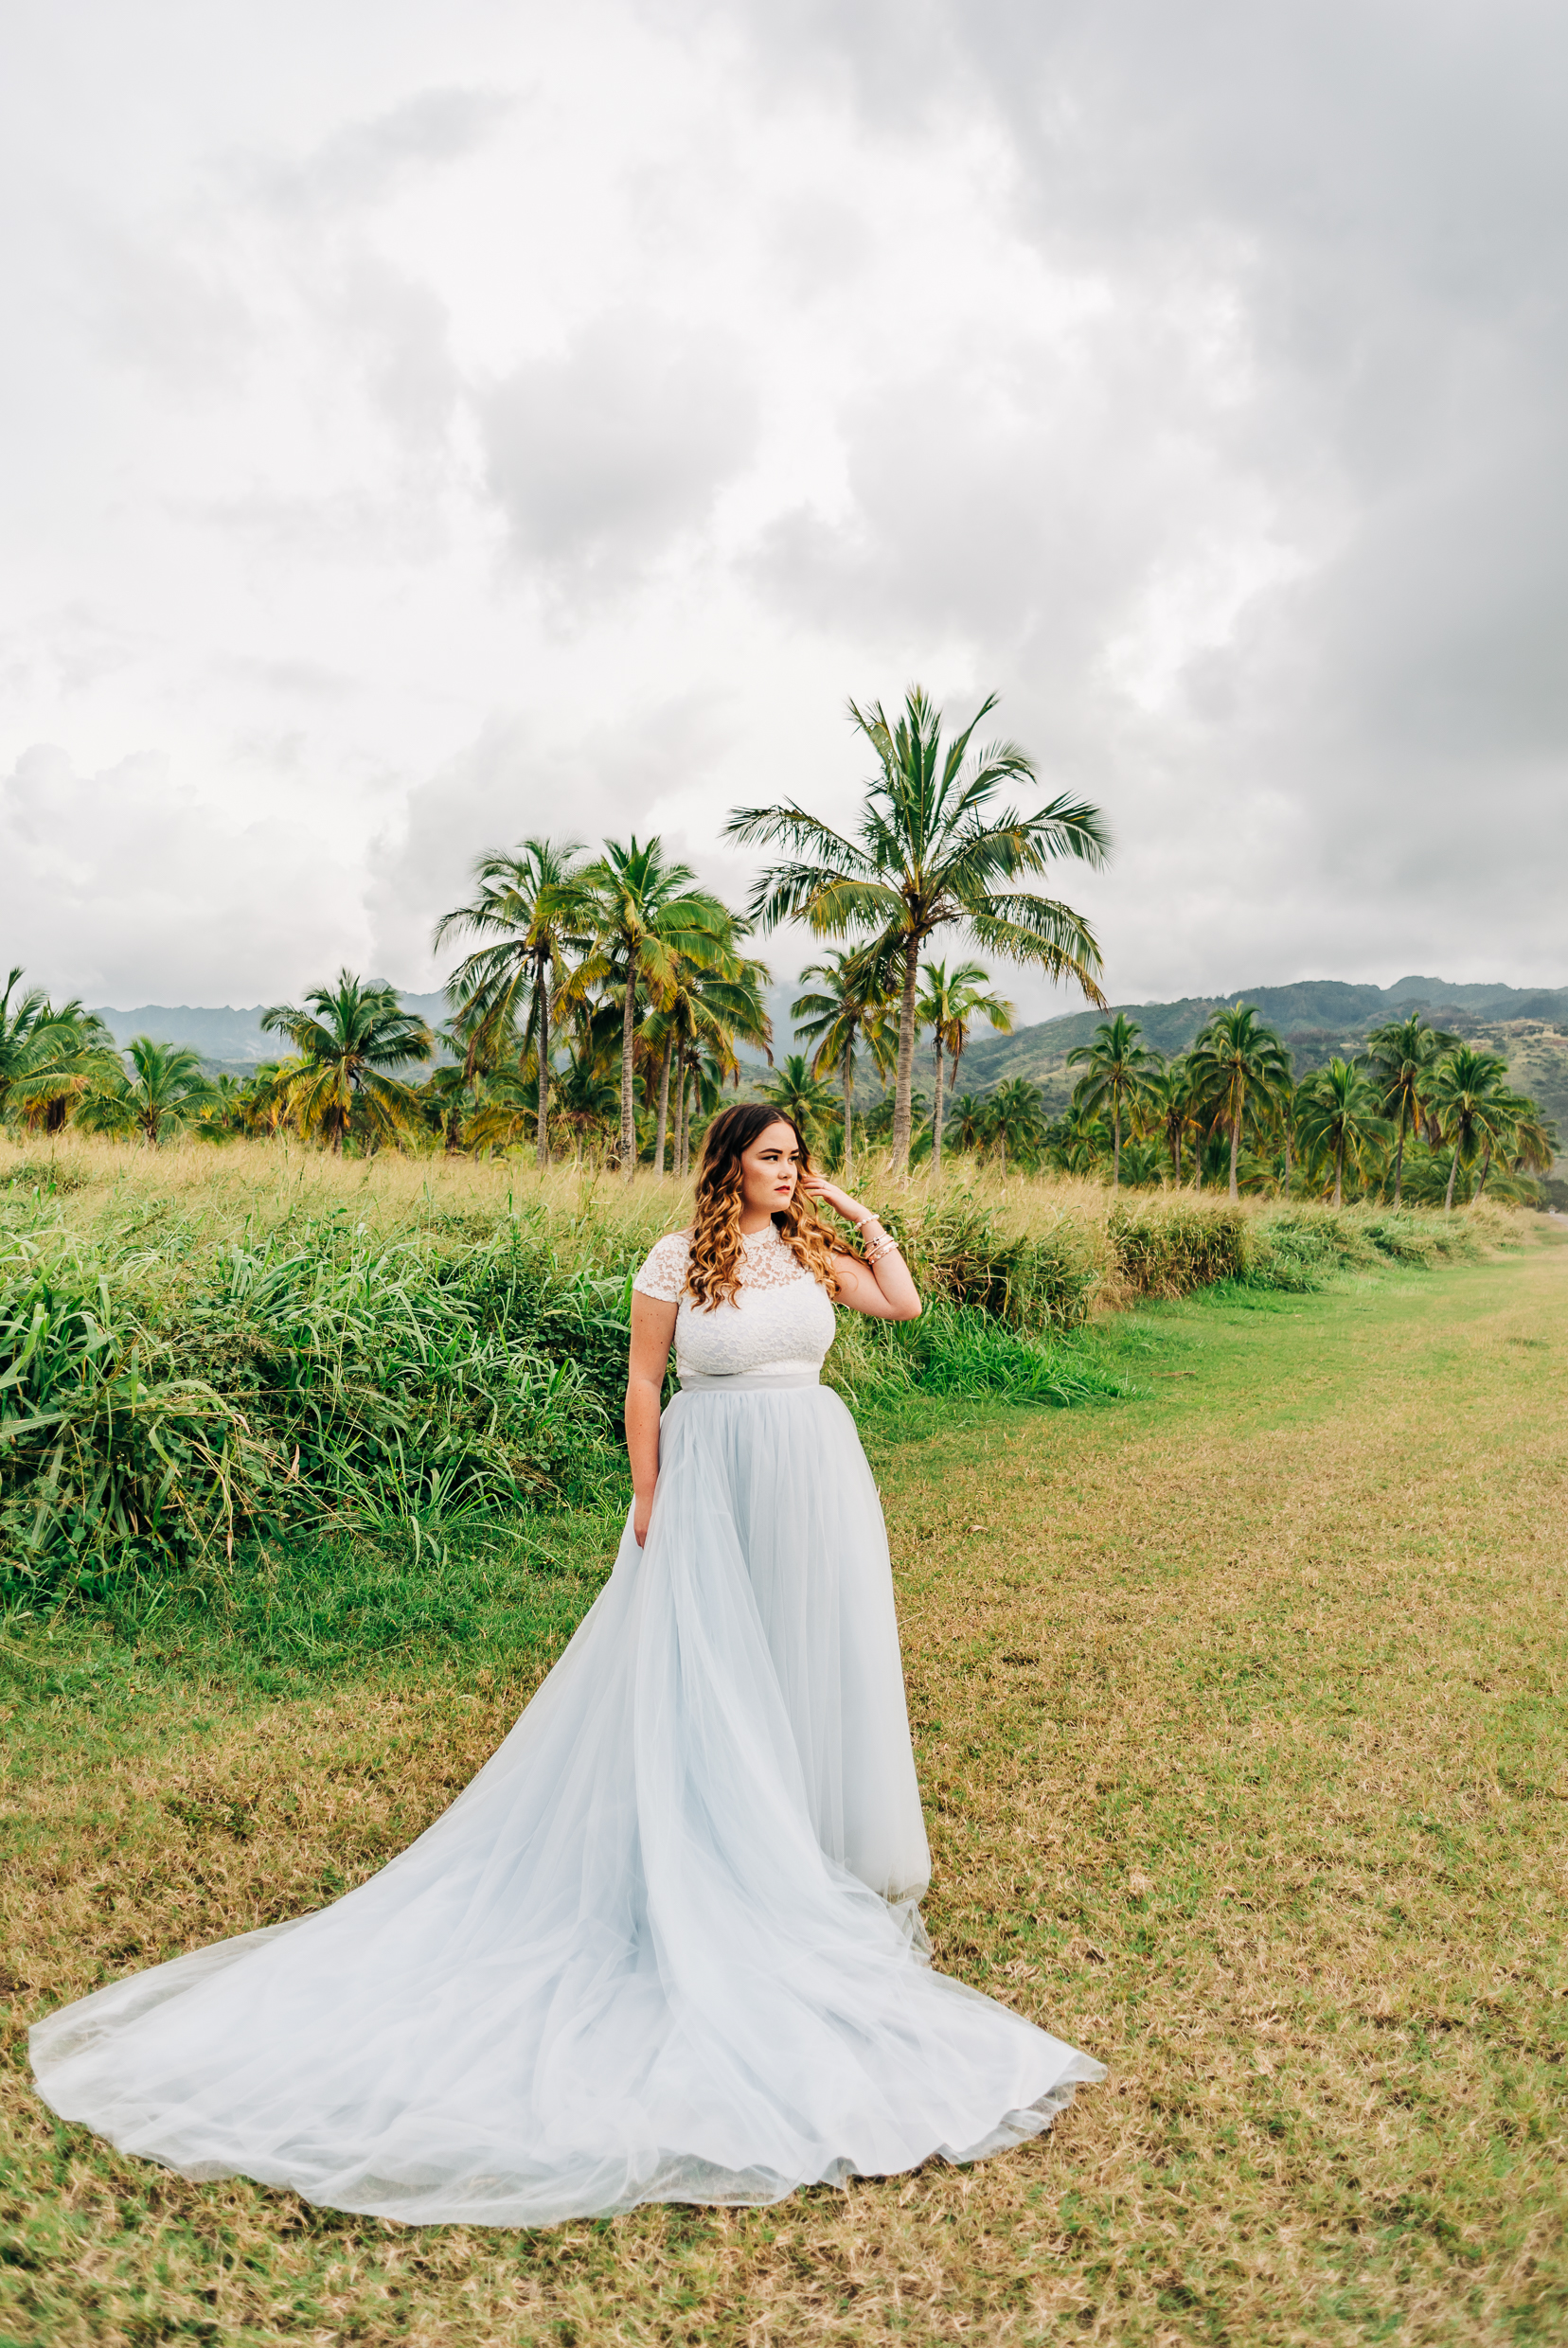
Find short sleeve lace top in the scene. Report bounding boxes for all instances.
[632,1225,838,1380]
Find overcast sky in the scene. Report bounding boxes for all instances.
[3,0,1564,1021]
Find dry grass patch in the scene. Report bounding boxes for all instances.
[2,1240,1565,2343]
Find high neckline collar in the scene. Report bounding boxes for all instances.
[740,1222,783,1247]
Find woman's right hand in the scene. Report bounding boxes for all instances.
[633,1489,655,1547]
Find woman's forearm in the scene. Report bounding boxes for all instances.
[625,1376,664,1538]
[853,1214,921,1317]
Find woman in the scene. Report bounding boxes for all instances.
[31,1105,1101,2224]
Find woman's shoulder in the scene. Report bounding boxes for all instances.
[631,1230,692,1302]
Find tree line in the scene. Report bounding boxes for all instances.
[0,684,1555,1205]
[0,687,1107,1176]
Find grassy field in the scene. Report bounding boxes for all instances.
[2,1219,1565,2343]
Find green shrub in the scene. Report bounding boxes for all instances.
[1111,1202,1247,1296]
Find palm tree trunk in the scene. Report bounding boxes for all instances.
[1113,1099,1121,1188]
[1444,1143,1460,1211]
[619,962,637,1178]
[1228,1105,1240,1201]
[932,1038,945,1177]
[890,940,919,1176]
[1392,1112,1405,1209]
[1333,1139,1344,1209]
[842,1043,855,1186]
[1475,1141,1493,1200]
[535,964,551,1167]
[675,1058,688,1179]
[653,1045,671,1176]
[1283,1131,1292,1200]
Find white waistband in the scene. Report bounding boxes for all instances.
[677,1371,822,1392]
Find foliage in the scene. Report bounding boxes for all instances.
[917,957,1012,1178]
[434,838,594,1166]
[261,972,434,1153]
[728,683,1107,1170]
[1292,1058,1392,1207]
[75,1036,222,1147]
[572,836,738,1176]
[1424,1041,1516,1209]
[756,1053,841,1147]
[1186,1002,1293,1201]
[1361,1011,1457,1207]
[1066,1011,1162,1188]
[792,945,897,1184]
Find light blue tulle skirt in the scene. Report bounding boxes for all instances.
[30,1379,1102,2224]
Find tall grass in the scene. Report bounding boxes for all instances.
[0,1137,1513,1603]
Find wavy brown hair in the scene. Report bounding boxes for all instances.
[684,1103,857,1310]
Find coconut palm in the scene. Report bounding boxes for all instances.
[792,946,897,1186]
[728,685,1108,1174]
[1187,1003,1293,1201]
[647,950,772,1177]
[1427,1043,1513,1210]
[1065,1012,1163,1188]
[1293,1058,1391,1207]
[434,839,593,1167]
[1361,1013,1458,1208]
[1144,1059,1198,1185]
[984,1076,1050,1171]
[0,968,51,1119]
[944,1092,990,1154]
[572,837,734,1178]
[261,971,434,1154]
[76,1037,221,1147]
[917,960,1013,1178]
[547,1040,622,1165]
[757,1054,841,1149]
[0,973,119,1131]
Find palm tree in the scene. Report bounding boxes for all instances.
[434,839,593,1168]
[546,1039,622,1165]
[1187,1003,1293,1201]
[728,685,1108,1174]
[648,950,772,1176]
[1427,1043,1512,1210]
[0,972,119,1132]
[1065,1012,1162,1188]
[76,1037,221,1147]
[757,1054,841,1148]
[1361,1013,1458,1208]
[944,1092,990,1154]
[1145,1060,1198,1185]
[1503,1097,1557,1188]
[237,1058,302,1136]
[917,959,1013,1179]
[984,1076,1050,1171]
[573,838,734,1178]
[792,946,897,1186]
[0,968,50,1119]
[1293,1058,1391,1206]
[261,971,434,1153]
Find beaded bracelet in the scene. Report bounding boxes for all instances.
[854,1216,901,1267]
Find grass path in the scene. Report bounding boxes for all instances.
[3,1240,1566,2344]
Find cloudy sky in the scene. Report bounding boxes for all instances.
[3,0,1564,1021]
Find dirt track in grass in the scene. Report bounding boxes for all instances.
[3,1236,1566,2344]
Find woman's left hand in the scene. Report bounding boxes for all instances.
[798,1169,865,1225]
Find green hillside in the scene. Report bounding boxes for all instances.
[961,976,1568,1129]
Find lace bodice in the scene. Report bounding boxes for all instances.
[632,1226,838,1379]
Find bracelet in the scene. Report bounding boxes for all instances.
[856,1216,900,1266]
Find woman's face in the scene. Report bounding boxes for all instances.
[739,1120,801,1218]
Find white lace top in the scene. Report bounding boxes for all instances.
[632,1225,838,1380]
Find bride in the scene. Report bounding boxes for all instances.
[31,1104,1102,2225]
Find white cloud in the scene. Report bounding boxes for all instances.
[0,0,1565,1016]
